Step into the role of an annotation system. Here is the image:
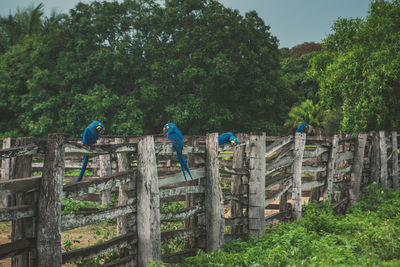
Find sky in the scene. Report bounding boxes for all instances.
[0,0,371,48]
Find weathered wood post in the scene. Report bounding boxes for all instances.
[185,137,197,229]
[205,133,224,252]
[99,137,111,204]
[115,137,130,256]
[349,133,367,205]
[379,131,388,188]
[248,132,266,236]
[1,137,12,208]
[392,132,399,190]
[37,134,65,267]
[11,137,35,267]
[324,134,339,201]
[370,131,380,185]
[292,132,306,220]
[231,133,246,235]
[136,136,161,266]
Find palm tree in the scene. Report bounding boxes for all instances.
[0,3,44,52]
[284,99,323,131]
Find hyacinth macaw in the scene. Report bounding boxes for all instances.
[296,122,309,133]
[163,123,193,181]
[76,121,105,182]
[218,132,238,146]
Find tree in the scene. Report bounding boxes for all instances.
[310,0,400,132]
[284,100,323,131]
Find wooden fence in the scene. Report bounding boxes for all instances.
[0,131,398,266]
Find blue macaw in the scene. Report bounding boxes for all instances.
[296,122,309,133]
[163,123,193,181]
[76,121,105,182]
[218,132,238,146]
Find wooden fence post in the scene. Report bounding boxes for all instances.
[292,132,306,220]
[392,132,399,190]
[380,131,388,188]
[137,136,161,266]
[37,134,65,267]
[231,133,245,235]
[324,134,339,201]
[11,137,36,267]
[1,137,11,208]
[99,138,111,204]
[205,133,224,252]
[349,133,367,205]
[248,132,266,236]
[370,131,380,185]
[115,138,130,256]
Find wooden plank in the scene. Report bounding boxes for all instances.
[162,249,197,264]
[37,134,65,266]
[265,211,289,225]
[265,180,292,207]
[248,133,266,236]
[370,132,380,184]
[160,186,205,199]
[11,137,36,267]
[303,146,329,158]
[380,131,388,188]
[115,138,131,259]
[64,142,137,155]
[333,181,351,191]
[301,165,326,173]
[205,133,224,252]
[302,180,325,189]
[61,205,136,231]
[62,170,136,199]
[0,238,35,260]
[161,206,204,221]
[324,135,339,201]
[0,176,41,196]
[335,151,354,163]
[334,166,352,175]
[265,154,293,175]
[0,205,34,222]
[265,175,290,190]
[392,132,399,190]
[158,168,206,188]
[219,166,249,176]
[62,233,137,264]
[231,133,246,235]
[265,135,293,156]
[1,137,11,208]
[161,228,202,241]
[349,133,367,205]
[103,256,135,267]
[99,138,112,204]
[292,132,306,220]
[137,136,161,266]
[0,144,43,160]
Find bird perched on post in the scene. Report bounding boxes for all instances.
[163,123,193,181]
[296,122,309,133]
[218,132,238,146]
[76,121,105,182]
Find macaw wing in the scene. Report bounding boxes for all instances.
[168,131,184,151]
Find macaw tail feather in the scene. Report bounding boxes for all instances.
[176,150,193,181]
[76,155,89,182]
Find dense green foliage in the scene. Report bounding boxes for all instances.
[310,0,400,132]
[0,0,291,137]
[151,185,400,266]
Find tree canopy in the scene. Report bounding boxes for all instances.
[0,0,290,137]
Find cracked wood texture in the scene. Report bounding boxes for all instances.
[292,132,306,220]
[99,138,112,204]
[1,137,11,208]
[205,133,224,252]
[37,134,65,267]
[380,131,388,188]
[137,136,161,267]
[248,132,266,236]
[349,133,367,205]
[392,132,399,190]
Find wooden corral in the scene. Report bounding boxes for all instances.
[0,131,398,266]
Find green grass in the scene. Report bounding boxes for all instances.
[151,183,400,266]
